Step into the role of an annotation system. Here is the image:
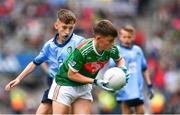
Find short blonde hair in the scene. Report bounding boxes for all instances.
[57,9,77,24]
[121,25,135,34]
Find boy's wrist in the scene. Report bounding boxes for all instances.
[93,79,98,85]
[148,84,153,89]
[118,66,126,68]
[15,78,21,83]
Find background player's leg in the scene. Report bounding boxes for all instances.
[36,82,53,114]
[121,102,131,114]
[71,98,92,114]
[36,103,52,114]
[135,104,144,114]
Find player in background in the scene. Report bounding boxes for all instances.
[48,20,130,114]
[5,9,84,114]
[109,25,154,114]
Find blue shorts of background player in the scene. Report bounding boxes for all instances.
[41,77,53,104]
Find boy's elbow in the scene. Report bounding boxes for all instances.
[68,69,75,80]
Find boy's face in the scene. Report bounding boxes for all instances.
[119,29,134,47]
[96,35,115,51]
[54,20,75,40]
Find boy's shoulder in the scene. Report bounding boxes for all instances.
[44,38,54,46]
[132,45,143,52]
[71,33,84,41]
[77,38,93,49]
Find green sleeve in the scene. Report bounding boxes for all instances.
[110,45,122,61]
[67,49,84,72]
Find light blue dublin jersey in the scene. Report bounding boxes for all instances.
[33,33,84,78]
[109,44,147,101]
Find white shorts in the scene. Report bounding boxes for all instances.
[48,79,93,107]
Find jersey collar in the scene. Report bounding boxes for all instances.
[53,33,73,47]
[120,44,133,49]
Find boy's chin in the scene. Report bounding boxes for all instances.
[63,36,68,39]
[105,48,111,51]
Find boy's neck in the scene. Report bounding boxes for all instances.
[94,41,103,54]
[120,43,133,49]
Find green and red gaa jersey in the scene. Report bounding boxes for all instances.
[55,38,122,86]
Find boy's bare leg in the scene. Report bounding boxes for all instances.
[36,103,52,114]
[52,101,70,114]
[135,104,144,114]
[121,102,131,114]
[72,98,92,114]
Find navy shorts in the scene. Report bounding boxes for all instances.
[118,98,144,107]
[41,77,53,104]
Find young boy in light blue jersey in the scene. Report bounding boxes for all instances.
[109,25,154,114]
[5,9,84,114]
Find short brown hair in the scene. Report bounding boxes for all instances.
[121,25,135,34]
[57,9,77,24]
[93,20,118,38]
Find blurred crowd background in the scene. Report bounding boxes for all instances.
[0,0,180,114]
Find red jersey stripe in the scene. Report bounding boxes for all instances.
[77,39,93,49]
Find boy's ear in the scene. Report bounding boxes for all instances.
[54,22,58,29]
[95,35,101,40]
[119,30,122,35]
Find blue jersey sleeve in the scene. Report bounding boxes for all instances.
[140,48,147,71]
[33,43,49,65]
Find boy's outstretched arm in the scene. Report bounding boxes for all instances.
[5,62,37,91]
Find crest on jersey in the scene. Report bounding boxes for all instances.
[69,60,76,67]
[67,46,72,54]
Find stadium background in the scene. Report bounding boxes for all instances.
[0,0,180,114]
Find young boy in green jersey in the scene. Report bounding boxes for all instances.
[48,20,129,114]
